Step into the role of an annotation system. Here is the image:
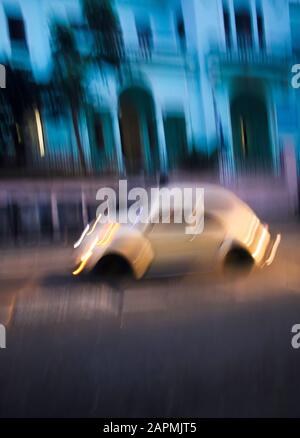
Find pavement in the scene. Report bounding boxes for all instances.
[0,221,300,417]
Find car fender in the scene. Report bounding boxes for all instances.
[102,231,154,279]
[218,237,249,264]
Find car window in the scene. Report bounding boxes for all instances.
[152,208,186,233]
[153,221,185,233]
[203,213,223,230]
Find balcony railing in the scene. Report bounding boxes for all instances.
[209,35,290,78]
[96,31,188,65]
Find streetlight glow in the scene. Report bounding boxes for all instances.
[34,108,45,157]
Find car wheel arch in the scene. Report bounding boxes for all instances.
[93,251,135,278]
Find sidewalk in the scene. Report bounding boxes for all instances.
[1,244,73,279]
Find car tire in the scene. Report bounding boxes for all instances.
[93,254,134,281]
[223,247,254,278]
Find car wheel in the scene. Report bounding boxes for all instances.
[223,247,254,278]
[94,254,133,281]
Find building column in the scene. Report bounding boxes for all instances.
[228,0,238,50]
[81,190,89,227]
[214,88,236,184]
[266,94,280,176]
[79,108,92,172]
[51,192,60,241]
[184,106,194,154]
[155,103,168,172]
[111,109,124,173]
[250,0,259,50]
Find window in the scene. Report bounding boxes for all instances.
[257,12,265,50]
[235,10,252,49]
[7,16,27,46]
[94,115,105,151]
[175,9,186,51]
[163,114,188,169]
[223,8,231,48]
[204,213,223,231]
[70,22,91,52]
[136,16,153,57]
[152,208,186,234]
[289,4,300,56]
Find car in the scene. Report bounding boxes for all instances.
[72,183,281,279]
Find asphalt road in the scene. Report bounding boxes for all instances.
[0,223,300,418]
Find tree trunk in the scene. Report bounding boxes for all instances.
[71,105,87,174]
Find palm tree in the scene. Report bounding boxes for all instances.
[51,2,123,174]
[51,23,87,173]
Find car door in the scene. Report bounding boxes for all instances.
[187,212,226,270]
[146,208,195,276]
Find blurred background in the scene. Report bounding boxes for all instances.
[1,0,300,419]
[0,0,299,244]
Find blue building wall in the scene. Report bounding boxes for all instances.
[0,0,298,176]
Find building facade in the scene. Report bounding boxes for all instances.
[0,0,299,178]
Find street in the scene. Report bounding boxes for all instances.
[0,222,300,418]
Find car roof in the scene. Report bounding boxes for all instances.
[161,182,240,211]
